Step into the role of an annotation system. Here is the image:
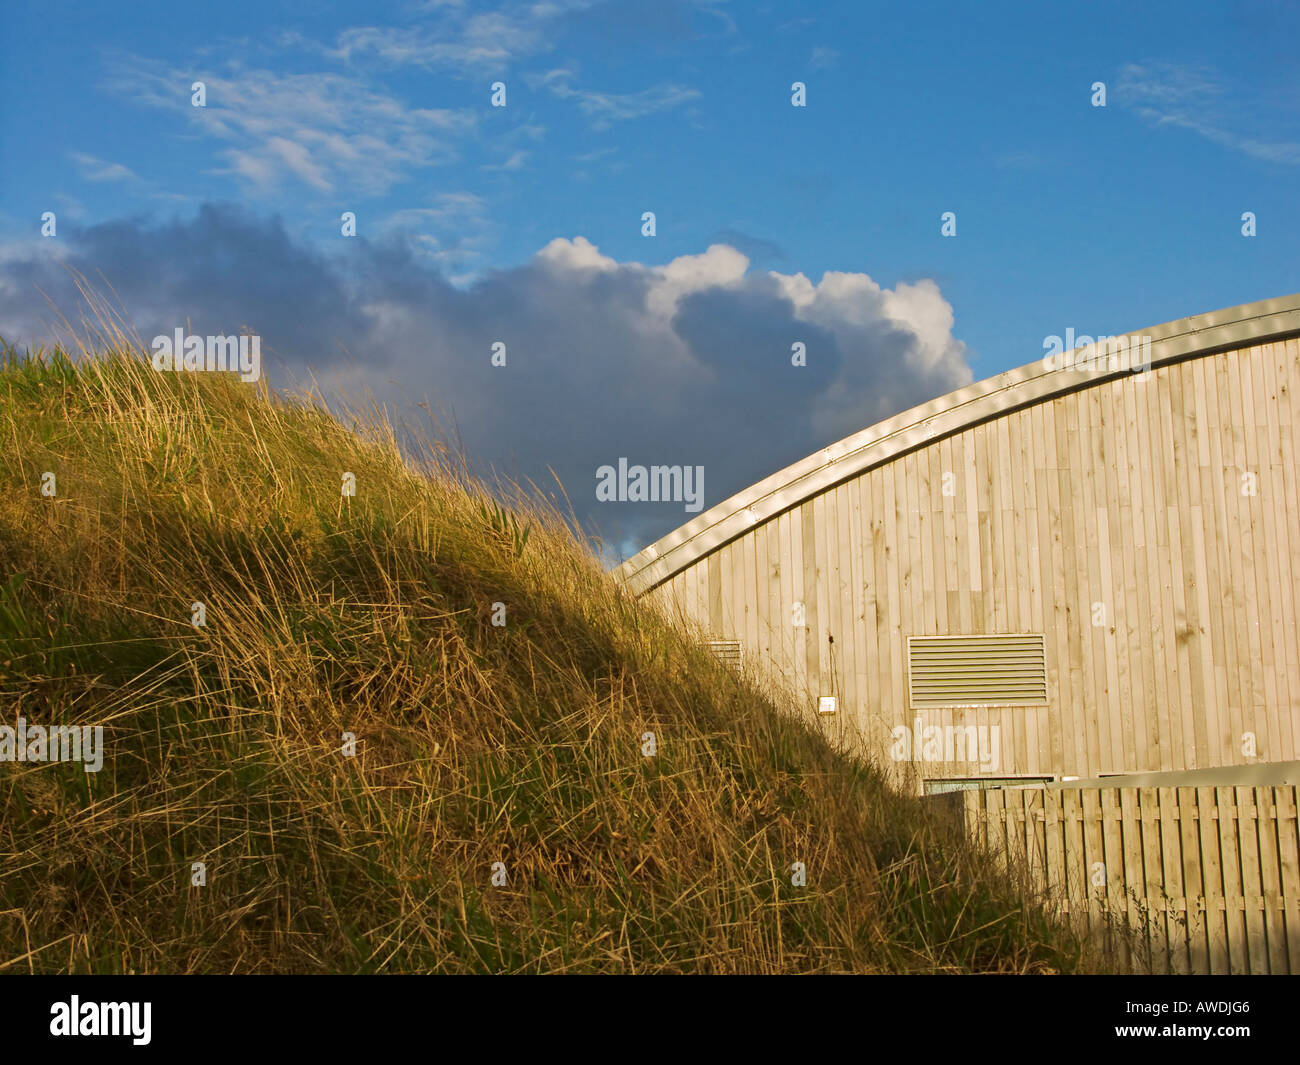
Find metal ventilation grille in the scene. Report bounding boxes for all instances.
[907,634,1048,707]
[705,640,742,667]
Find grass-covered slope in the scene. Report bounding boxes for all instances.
[0,345,1088,973]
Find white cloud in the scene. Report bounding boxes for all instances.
[105,61,479,197]
[69,152,140,183]
[1117,61,1300,165]
[536,234,618,272]
[530,67,700,128]
[809,46,839,70]
[284,2,598,74]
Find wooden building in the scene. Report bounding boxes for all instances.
[616,294,1300,796]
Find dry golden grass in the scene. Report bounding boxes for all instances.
[0,332,1095,973]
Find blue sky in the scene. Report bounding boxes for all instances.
[2,0,1298,557]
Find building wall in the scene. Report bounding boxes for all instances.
[641,335,1300,789]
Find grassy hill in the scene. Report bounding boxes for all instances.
[0,343,1090,973]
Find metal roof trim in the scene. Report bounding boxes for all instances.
[614,292,1300,594]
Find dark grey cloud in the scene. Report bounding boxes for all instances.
[0,207,972,558]
[6,204,375,368]
[671,279,839,396]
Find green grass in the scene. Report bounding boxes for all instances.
[0,338,1095,973]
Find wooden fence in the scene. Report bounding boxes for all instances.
[950,785,1300,974]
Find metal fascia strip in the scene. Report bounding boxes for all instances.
[615,293,1300,594]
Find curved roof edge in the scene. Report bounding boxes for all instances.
[615,292,1300,595]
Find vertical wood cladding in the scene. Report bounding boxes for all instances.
[649,338,1300,786]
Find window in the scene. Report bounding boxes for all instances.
[907,634,1048,707]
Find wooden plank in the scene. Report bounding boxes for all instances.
[1237,348,1273,765]
[1049,402,1076,775]
[1274,786,1300,973]
[1278,341,1300,759]
[974,425,992,631]
[1241,349,1276,769]
[1157,787,1190,973]
[1216,350,1251,762]
[1231,785,1265,973]
[860,472,883,756]
[1167,366,1199,770]
[1177,787,1209,973]
[984,787,1007,859]
[800,500,820,700]
[775,510,793,698]
[1227,351,1263,755]
[1100,787,1128,968]
[935,434,954,634]
[903,449,922,657]
[1202,357,1237,768]
[1113,380,1145,772]
[883,463,904,734]
[1183,362,1216,772]
[844,484,869,746]
[1078,788,1105,946]
[1099,382,1123,774]
[1196,786,1227,973]
[1160,363,1188,769]
[1095,498,1123,770]
[995,414,1030,775]
[1024,786,1046,887]
[871,469,893,739]
[1009,408,1033,629]
[707,551,723,634]
[1258,345,1299,764]
[1141,363,1176,773]
[817,485,839,709]
[759,517,778,693]
[989,417,1008,633]
[1216,785,1247,973]
[811,492,831,706]
[1080,387,1114,774]
[1120,379,1153,771]
[963,428,982,623]
[743,522,761,667]
[832,483,855,737]
[733,538,753,663]
[1136,787,1170,973]
[1253,786,1288,974]
[789,501,808,703]
[1034,401,1066,775]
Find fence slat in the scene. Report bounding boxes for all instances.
[1273,786,1300,971]
[957,784,1299,973]
[1235,785,1267,974]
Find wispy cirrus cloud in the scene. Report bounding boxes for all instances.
[1117,60,1300,165]
[69,152,142,184]
[809,45,839,70]
[103,59,478,197]
[280,1,597,74]
[528,67,700,129]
